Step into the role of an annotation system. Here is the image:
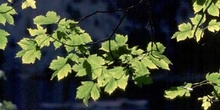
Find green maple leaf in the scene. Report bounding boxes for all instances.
[207,3,219,17]
[131,60,150,76]
[131,46,144,55]
[216,0,220,9]
[117,74,129,90]
[76,81,100,106]
[115,34,128,46]
[34,11,60,25]
[141,56,158,69]
[34,35,51,48]
[149,55,170,70]
[190,14,206,25]
[73,60,90,77]
[192,0,206,13]
[7,0,12,3]
[86,55,105,79]
[193,27,204,42]
[91,84,100,101]
[164,83,192,99]
[198,96,212,110]
[100,40,118,52]
[172,23,193,42]
[16,38,41,64]
[28,25,46,36]
[206,72,220,85]
[22,0,36,9]
[0,3,17,25]
[49,56,72,80]
[207,19,220,32]
[109,67,125,79]
[147,42,166,54]
[0,29,9,50]
[105,77,118,94]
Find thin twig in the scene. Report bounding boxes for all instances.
[108,12,126,60]
[78,9,123,24]
[193,2,212,39]
[0,0,24,14]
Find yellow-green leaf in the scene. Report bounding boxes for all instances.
[34,11,60,25]
[91,84,100,101]
[76,81,95,106]
[7,0,13,3]
[207,3,219,17]
[172,23,193,42]
[117,74,129,90]
[207,19,220,32]
[49,56,72,80]
[0,3,17,25]
[16,38,41,64]
[164,85,191,99]
[22,0,36,9]
[198,96,212,110]
[193,0,206,13]
[0,29,9,50]
[104,77,117,94]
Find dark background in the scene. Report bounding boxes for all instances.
[0,0,220,110]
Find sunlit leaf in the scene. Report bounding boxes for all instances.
[131,46,144,55]
[172,23,193,42]
[149,55,170,70]
[28,25,47,36]
[76,81,94,106]
[192,0,206,13]
[164,84,192,99]
[7,0,13,3]
[206,72,220,85]
[0,3,17,25]
[194,27,204,42]
[105,77,117,94]
[147,42,166,54]
[49,56,72,80]
[73,60,90,77]
[115,34,128,46]
[207,19,220,32]
[91,84,100,101]
[190,14,206,25]
[198,96,212,110]
[109,67,125,79]
[207,3,219,17]
[117,74,129,90]
[0,29,9,50]
[34,11,60,25]
[131,60,150,76]
[16,38,41,64]
[22,0,36,9]
[142,57,158,69]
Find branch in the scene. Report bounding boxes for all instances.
[108,12,126,60]
[0,0,24,14]
[78,9,123,24]
[47,0,146,50]
[193,2,212,39]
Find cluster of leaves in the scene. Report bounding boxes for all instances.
[0,0,36,50]
[0,100,17,110]
[165,0,220,109]
[1,0,220,109]
[15,11,172,105]
[0,1,35,109]
[165,72,220,110]
[172,0,220,42]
